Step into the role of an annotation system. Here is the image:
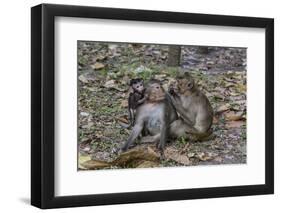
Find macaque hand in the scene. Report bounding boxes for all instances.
[168,93,180,107]
[168,87,176,96]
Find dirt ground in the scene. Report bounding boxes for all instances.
[77,42,246,170]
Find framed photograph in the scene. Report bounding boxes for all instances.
[31,4,274,209]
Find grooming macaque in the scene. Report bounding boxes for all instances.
[168,72,213,140]
[128,78,147,126]
[121,80,178,152]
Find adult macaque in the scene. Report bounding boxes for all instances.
[121,80,178,152]
[168,72,213,140]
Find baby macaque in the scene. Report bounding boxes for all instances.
[128,78,147,126]
[168,72,213,140]
[121,80,178,152]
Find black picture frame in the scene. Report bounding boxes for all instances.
[31,3,274,209]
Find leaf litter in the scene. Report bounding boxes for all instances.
[78,42,247,170]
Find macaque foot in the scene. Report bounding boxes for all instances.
[119,144,131,153]
[158,149,165,160]
[119,146,128,154]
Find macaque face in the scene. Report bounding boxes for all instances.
[168,79,179,95]
[147,82,165,101]
[177,78,194,94]
[131,79,144,93]
[169,73,195,95]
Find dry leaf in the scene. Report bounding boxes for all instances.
[154,74,167,80]
[237,84,246,92]
[104,80,116,88]
[79,147,160,170]
[225,111,244,121]
[164,147,191,165]
[81,122,94,129]
[196,152,213,161]
[82,159,111,169]
[78,154,91,169]
[214,156,223,163]
[96,55,106,61]
[226,120,246,128]
[187,153,195,158]
[114,147,160,167]
[116,116,129,124]
[136,160,159,168]
[224,82,235,88]
[104,80,125,92]
[120,99,128,108]
[213,93,225,100]
[180,143,191,154]
[91,62,105,70]
[78,75,89,83]
[217,103,231,113]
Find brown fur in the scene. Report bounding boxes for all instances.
[168,73,213,140]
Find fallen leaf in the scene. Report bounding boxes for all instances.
[180,143,191,154]
[104,80,116,88]
[114,147,160,167]
[81,122,94,129]
[196,152,213,161]
[217,103,231,113]
[225,111,244,121]
[95,132,103,138]
[87,87,98,92]
[80,112,90,117]
[91,62,105,70]
[214,156,223,163]
[104,80,126,92]
[116,116,129,124]
[120,99,128,108]
[224,77,236,83]
[154,74,167,80]
[236,84,246,92]
[226,120,246,128]
[78,154,91,169]
[82,160,111,169]
[213,93,225,100]
[82,147,160,170]
[164,147,191,165]
[96,55,106,61]
[136,160,159,168]
[224,82,235,88]
[78,75,89,83]
[187,153,195,158]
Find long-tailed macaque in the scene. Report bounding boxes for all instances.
[168,72,213,140]
[121,80,178,152]
[127,78,147,126]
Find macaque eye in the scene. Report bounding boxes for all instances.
[156,86,160,89]
[187,83,192,88]
[137,86,139,88]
